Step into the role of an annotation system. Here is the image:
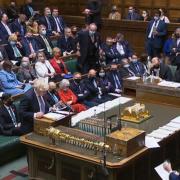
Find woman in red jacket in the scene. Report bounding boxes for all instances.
[50,48,69,81]
[58,79,87,113]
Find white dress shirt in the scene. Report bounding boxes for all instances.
[116,43,125,55]
[1,21,12,35]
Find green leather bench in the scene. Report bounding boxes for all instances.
[0,136,26,165]
[64,56,78,74]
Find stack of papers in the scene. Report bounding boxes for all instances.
[158,81,180,88]
[155,163,169,180]
[126,76,140,80]
[43,113,65,121]
[145,136,160,148]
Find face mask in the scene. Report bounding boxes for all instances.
[154,65,160,69]
[111,69,117,72]
[63,87,68,91]
[89,76,95,80]
[75,79,81,84]
[51,89,56,93]
[41,30,46,36]
[89,31,95,36]
[10,41,16,46]
[129,10,133,13]
[21,62,29,67]
[142,13,147,17]
[124,64,130,68]
[132,59,138,63]
[154,16,159,21]
[47,13,51,17]
[99,72,105,77]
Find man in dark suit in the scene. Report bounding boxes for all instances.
[39,7,54,36]
[70,72,98,107]
[126,6,141,20]
[146,10,167,58]
[51,8,66,34]
[11,13,27,37]
[0,93,25,136]
[107,63,123,94]
[19,78,50,132]
[101,36,117,65]
[85,0,102,30]
[119,58,136,78]
[150,57,173,81]
[44,82,60,107]
[170,28,180,67]
[85,69,110,104]
[78,23,101,73]
[6,1,18,22]
[5,34,25,62]
[129,54,145,76]
[57,27,76,55]
[21,0,35,19]
[0,13,12,43]
[21,31,39,60]
[112,33,133,63]
[34,25,53,59]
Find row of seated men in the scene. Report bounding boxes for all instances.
[0,53,174,136]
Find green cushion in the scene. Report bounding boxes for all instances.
[0,135,26,165]
[168,65,177,77]
[65,58,78,74]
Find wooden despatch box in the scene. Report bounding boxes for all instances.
[106,127,145,157]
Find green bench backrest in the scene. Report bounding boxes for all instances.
[65,57,78,74]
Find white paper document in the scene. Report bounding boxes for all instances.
[126,76,140,80]
[145,136,160,148]
[159,125,178,133]
[171,116,180,124]
[108,93,121,97]
[55,110,73,115]
[166,122,180,129]
[43,113,65,121]
[155,163,169,180]
[158,81,180,88]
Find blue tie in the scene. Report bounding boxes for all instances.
[38,96,45,113]
[9,107,17,126]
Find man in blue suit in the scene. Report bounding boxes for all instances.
[129,54,145,76]
[19,78,50,132]
[146,10,167,58]
[0,13,12,43]
[11,13,27,37]
[21,31,39,60]
[57,27,76,55]
[21,0,35,20]
[112,33,133,63]
[107,63,123,94]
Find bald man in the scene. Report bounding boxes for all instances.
[78,23,101,73]
[150,57,173,81]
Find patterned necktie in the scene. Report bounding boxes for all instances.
[38,96,45,113]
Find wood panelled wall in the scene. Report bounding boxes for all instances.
[0,0,180,21]
[63,15,179,55]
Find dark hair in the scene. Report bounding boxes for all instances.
[1,93,11,102]
[2,60,13,71]
[154,9,161,16]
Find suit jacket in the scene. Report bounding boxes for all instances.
[170,39,180,65]
[6,5,18,21]
[107,71,123,92]
[50,16,66,33]
[86,0,102,26]
[126,12,141,20]
[70,80,90,102]
[34,35,53,59]
[39,16,53,35]
[5,43,25,61]
[44,91,60,107]
[130,61,145,76]
[151,63,173,81]
[0,45,8,60]
[119,66,135,78]
[78,30,101,65]
[0,22,12,43]
[175,68,180,82]
[98,76,113,94]
[112,41,133,61]
[169,172,180,180]
[0,104,20,136]
[21,4,35,19]
[21,36,39,57]
[57,36,76,53]
[19,88,50,131]
[11,19,27,36]
[146,19,167,48]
